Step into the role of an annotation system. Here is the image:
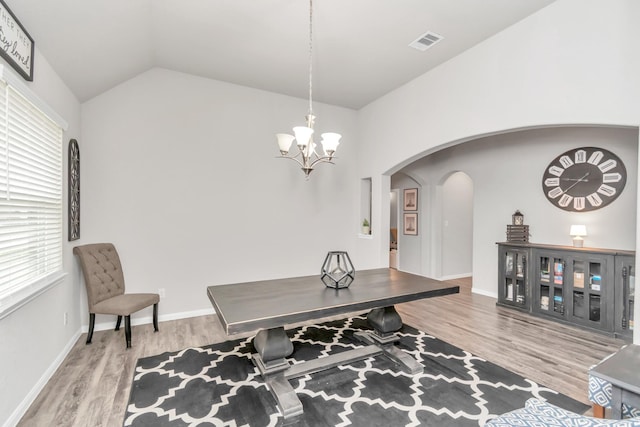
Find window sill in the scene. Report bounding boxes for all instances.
[0,271,67,320]
[358,233,373,239]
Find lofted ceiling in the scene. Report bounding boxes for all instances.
[6,0,555,109]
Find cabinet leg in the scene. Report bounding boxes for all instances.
[592,404,605,418]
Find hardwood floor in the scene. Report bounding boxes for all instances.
[18,277,626,426]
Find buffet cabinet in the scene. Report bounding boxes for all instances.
[497,242,635,339]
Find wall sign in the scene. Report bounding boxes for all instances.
[0,0,34,81]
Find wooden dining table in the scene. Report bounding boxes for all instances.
[207,268,459,423]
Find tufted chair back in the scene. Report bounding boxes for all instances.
[73,243,126,311]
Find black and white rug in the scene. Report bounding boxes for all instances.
[124,315,587,426]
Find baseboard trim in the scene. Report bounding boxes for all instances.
[472,288,498,299]
[81,307,217,333]
[437,273,472,281]
[4,329,82,427]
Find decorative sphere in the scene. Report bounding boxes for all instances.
[321,251,355,289]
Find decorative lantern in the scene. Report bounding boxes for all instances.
[512,210,524,226]
[321,251,355,289]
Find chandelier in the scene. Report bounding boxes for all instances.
[276,0,342,178]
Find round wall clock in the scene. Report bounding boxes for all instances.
[542,147,626,212]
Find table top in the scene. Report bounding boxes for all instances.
[207,268,459,335]
[589,344,640,395]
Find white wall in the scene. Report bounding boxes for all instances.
[79,68,359,326]
[0,51,81,425]
[441,172,473,279]
[356,0,640,274]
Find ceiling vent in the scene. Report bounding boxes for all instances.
[409,31,443,51]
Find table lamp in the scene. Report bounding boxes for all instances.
[570,225,587,248]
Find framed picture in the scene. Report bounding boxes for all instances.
[0,0,34,81]
[403,188,418,211]
[404,213,418,235]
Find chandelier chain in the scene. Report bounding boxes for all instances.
[308,0,313,123]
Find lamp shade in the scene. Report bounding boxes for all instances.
[293,126,313,148]
[321,132,341,155]
[570,225,587,237]
[276,133,295,154]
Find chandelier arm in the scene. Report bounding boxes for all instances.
[309,157,335,168]
[279,154,306,169]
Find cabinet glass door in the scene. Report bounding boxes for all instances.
[536,254,565,317]
[500,248,527,309]
[568,256,612,330]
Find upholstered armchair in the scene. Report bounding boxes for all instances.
[589,345,640,419]
[73,243,159,348]
[487,398,640,426]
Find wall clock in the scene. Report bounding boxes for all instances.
[542,147,626,212]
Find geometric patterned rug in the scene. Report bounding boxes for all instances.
[123,315,588,426]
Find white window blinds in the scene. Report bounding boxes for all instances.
[0,78,64,304]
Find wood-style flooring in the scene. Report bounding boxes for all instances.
[17,277,627,426]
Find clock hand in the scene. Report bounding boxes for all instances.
[563,172,590,192]
[561,178,590,182]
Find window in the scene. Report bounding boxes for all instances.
[0,68,66,318]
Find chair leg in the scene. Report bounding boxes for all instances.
[153,303,159,332]
[124,315,132,349]
[115,315,122,331]
[593,404,605,418]
[86,313,95,344]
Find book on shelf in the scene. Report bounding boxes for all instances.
[506,255,513,274]
[573,272,584,288]
[553,262,563,284]
[540,296,549,310]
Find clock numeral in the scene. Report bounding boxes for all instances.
[558,194,573,207]
[573,197,586,211]
[575,150,587,163]
[603,172,622,183]
[548,187,563,199]
[597,184,616,197]
[559,155,574,168]
[587,151,604,165]
[544,177,560,187]
[587,193,603,207]
[548,166,564,177]
[598,159,617,173]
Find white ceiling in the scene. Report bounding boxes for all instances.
[7,0,555,109]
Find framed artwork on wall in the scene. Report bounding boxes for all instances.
[403,188,418,211]
[404,213,418,235]
[0,0,34,81]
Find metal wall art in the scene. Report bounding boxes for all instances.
[68,139,80,241]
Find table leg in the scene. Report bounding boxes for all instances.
[354,306,423,375]
[251,327,303,422]
[611,385,623,420]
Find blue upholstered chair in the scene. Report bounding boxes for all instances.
[487,398,640,426]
